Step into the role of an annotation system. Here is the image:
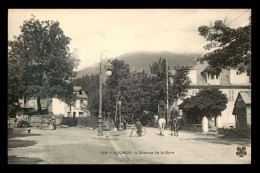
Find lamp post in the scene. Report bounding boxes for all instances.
[118,100,122,131]
[97,51,113,136]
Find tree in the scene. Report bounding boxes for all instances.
[117,70,152,120]
[150,57,167,80]
[103,58,131,119]
[149,57,167,104]
[85,74,99,116]
[179,88,228,124]
[8,16,80,114]
[168,65,191,108]
[197,18,251,77]
[8,46,27,117]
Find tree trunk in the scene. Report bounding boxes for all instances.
[37,96,42,114]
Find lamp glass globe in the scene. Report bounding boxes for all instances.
[106,70,112,77]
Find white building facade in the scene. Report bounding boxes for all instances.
[51,86,89,117]
[176,62,251,129]
[19,86,89,118]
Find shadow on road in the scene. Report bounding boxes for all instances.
[8,155,43,164]
[185,136,251,146]
[8,128,42,139]
[8,140,37,148]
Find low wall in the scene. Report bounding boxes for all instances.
[61,116,98,128]
[218,128,251,138]
[179,124,202,132]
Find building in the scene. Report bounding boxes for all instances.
[174,61,251,129]
[19,86,89,117]
[232,91,251,129]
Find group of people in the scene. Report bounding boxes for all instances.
[157,106,179,136]
[131,106,180,137]
[109,118,128,131]
[109,106,180,137]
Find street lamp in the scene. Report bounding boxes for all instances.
[118,100,122,131]
[97,51,113,136]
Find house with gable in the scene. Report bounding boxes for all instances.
[232,91,251,129]
[49,86,89,117]
[18,86,90,117]
[173,61,251,129]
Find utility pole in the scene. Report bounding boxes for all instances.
[166,58,169,128]
[115,95,118,123]
[97,53,103,136]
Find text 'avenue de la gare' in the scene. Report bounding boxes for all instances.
[101,151,175,155]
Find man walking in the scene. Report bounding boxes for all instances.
[170,107,179,136]
[135,118,142,137]
[158,107,166,136]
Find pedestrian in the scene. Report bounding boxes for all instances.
[135,118,142,137]
[52,119,56,130]
[115,119,120,131]
[110,119,115,130]
[154,114,159,128]
[169,107,179,135]
[158,106,166,136]
[123,119,127,130]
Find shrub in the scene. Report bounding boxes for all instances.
[218,128,250,138]
[61,117,78,127]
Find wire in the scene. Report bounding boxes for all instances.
[188,9,251,53]
[227,9,250,26]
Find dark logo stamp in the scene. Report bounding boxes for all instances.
[236,146,247,157]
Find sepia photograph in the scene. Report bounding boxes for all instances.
[8,9,251,164]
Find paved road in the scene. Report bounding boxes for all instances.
[8,127,251,164]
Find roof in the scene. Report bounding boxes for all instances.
[239,91,251,105]
[73,86,82,91]
[73,86,88,99]
[191,62,249,86]
[232,91,251,115]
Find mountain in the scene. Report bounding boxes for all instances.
[76,51,202,78]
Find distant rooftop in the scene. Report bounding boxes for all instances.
[73,86,88,99]
[239,91,251,105]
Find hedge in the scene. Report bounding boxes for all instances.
[61,116,98,128]
[179,124,202,132]
[61,117,78,127]
[218,128,251,138]
[77,116,98,129]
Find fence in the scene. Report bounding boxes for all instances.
[218,128,251,138]
[77,116,98,129]
[179,124,202,132]
[61,116,98,129]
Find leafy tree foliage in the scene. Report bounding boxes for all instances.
[73,57,191,124]
[168,65,191,104]
[86,74,100,116]
[8,47,27,117]
[179,88,228,122]
[102,58,131,118]
[8,16,80,114]
[198,18,251,76]
[150,57,167,79]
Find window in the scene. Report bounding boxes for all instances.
[79,89,82,95]
[229,90,234,101]
[192,89,197,96]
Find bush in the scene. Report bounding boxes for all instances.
[77,116,98,128]
[17,120,30,128]
[61,117,78,127]
[179,124,202,132]
[218,128,251,138]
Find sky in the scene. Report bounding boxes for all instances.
[8,9,251,70]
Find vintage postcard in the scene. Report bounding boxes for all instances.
[8,9,251,164]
